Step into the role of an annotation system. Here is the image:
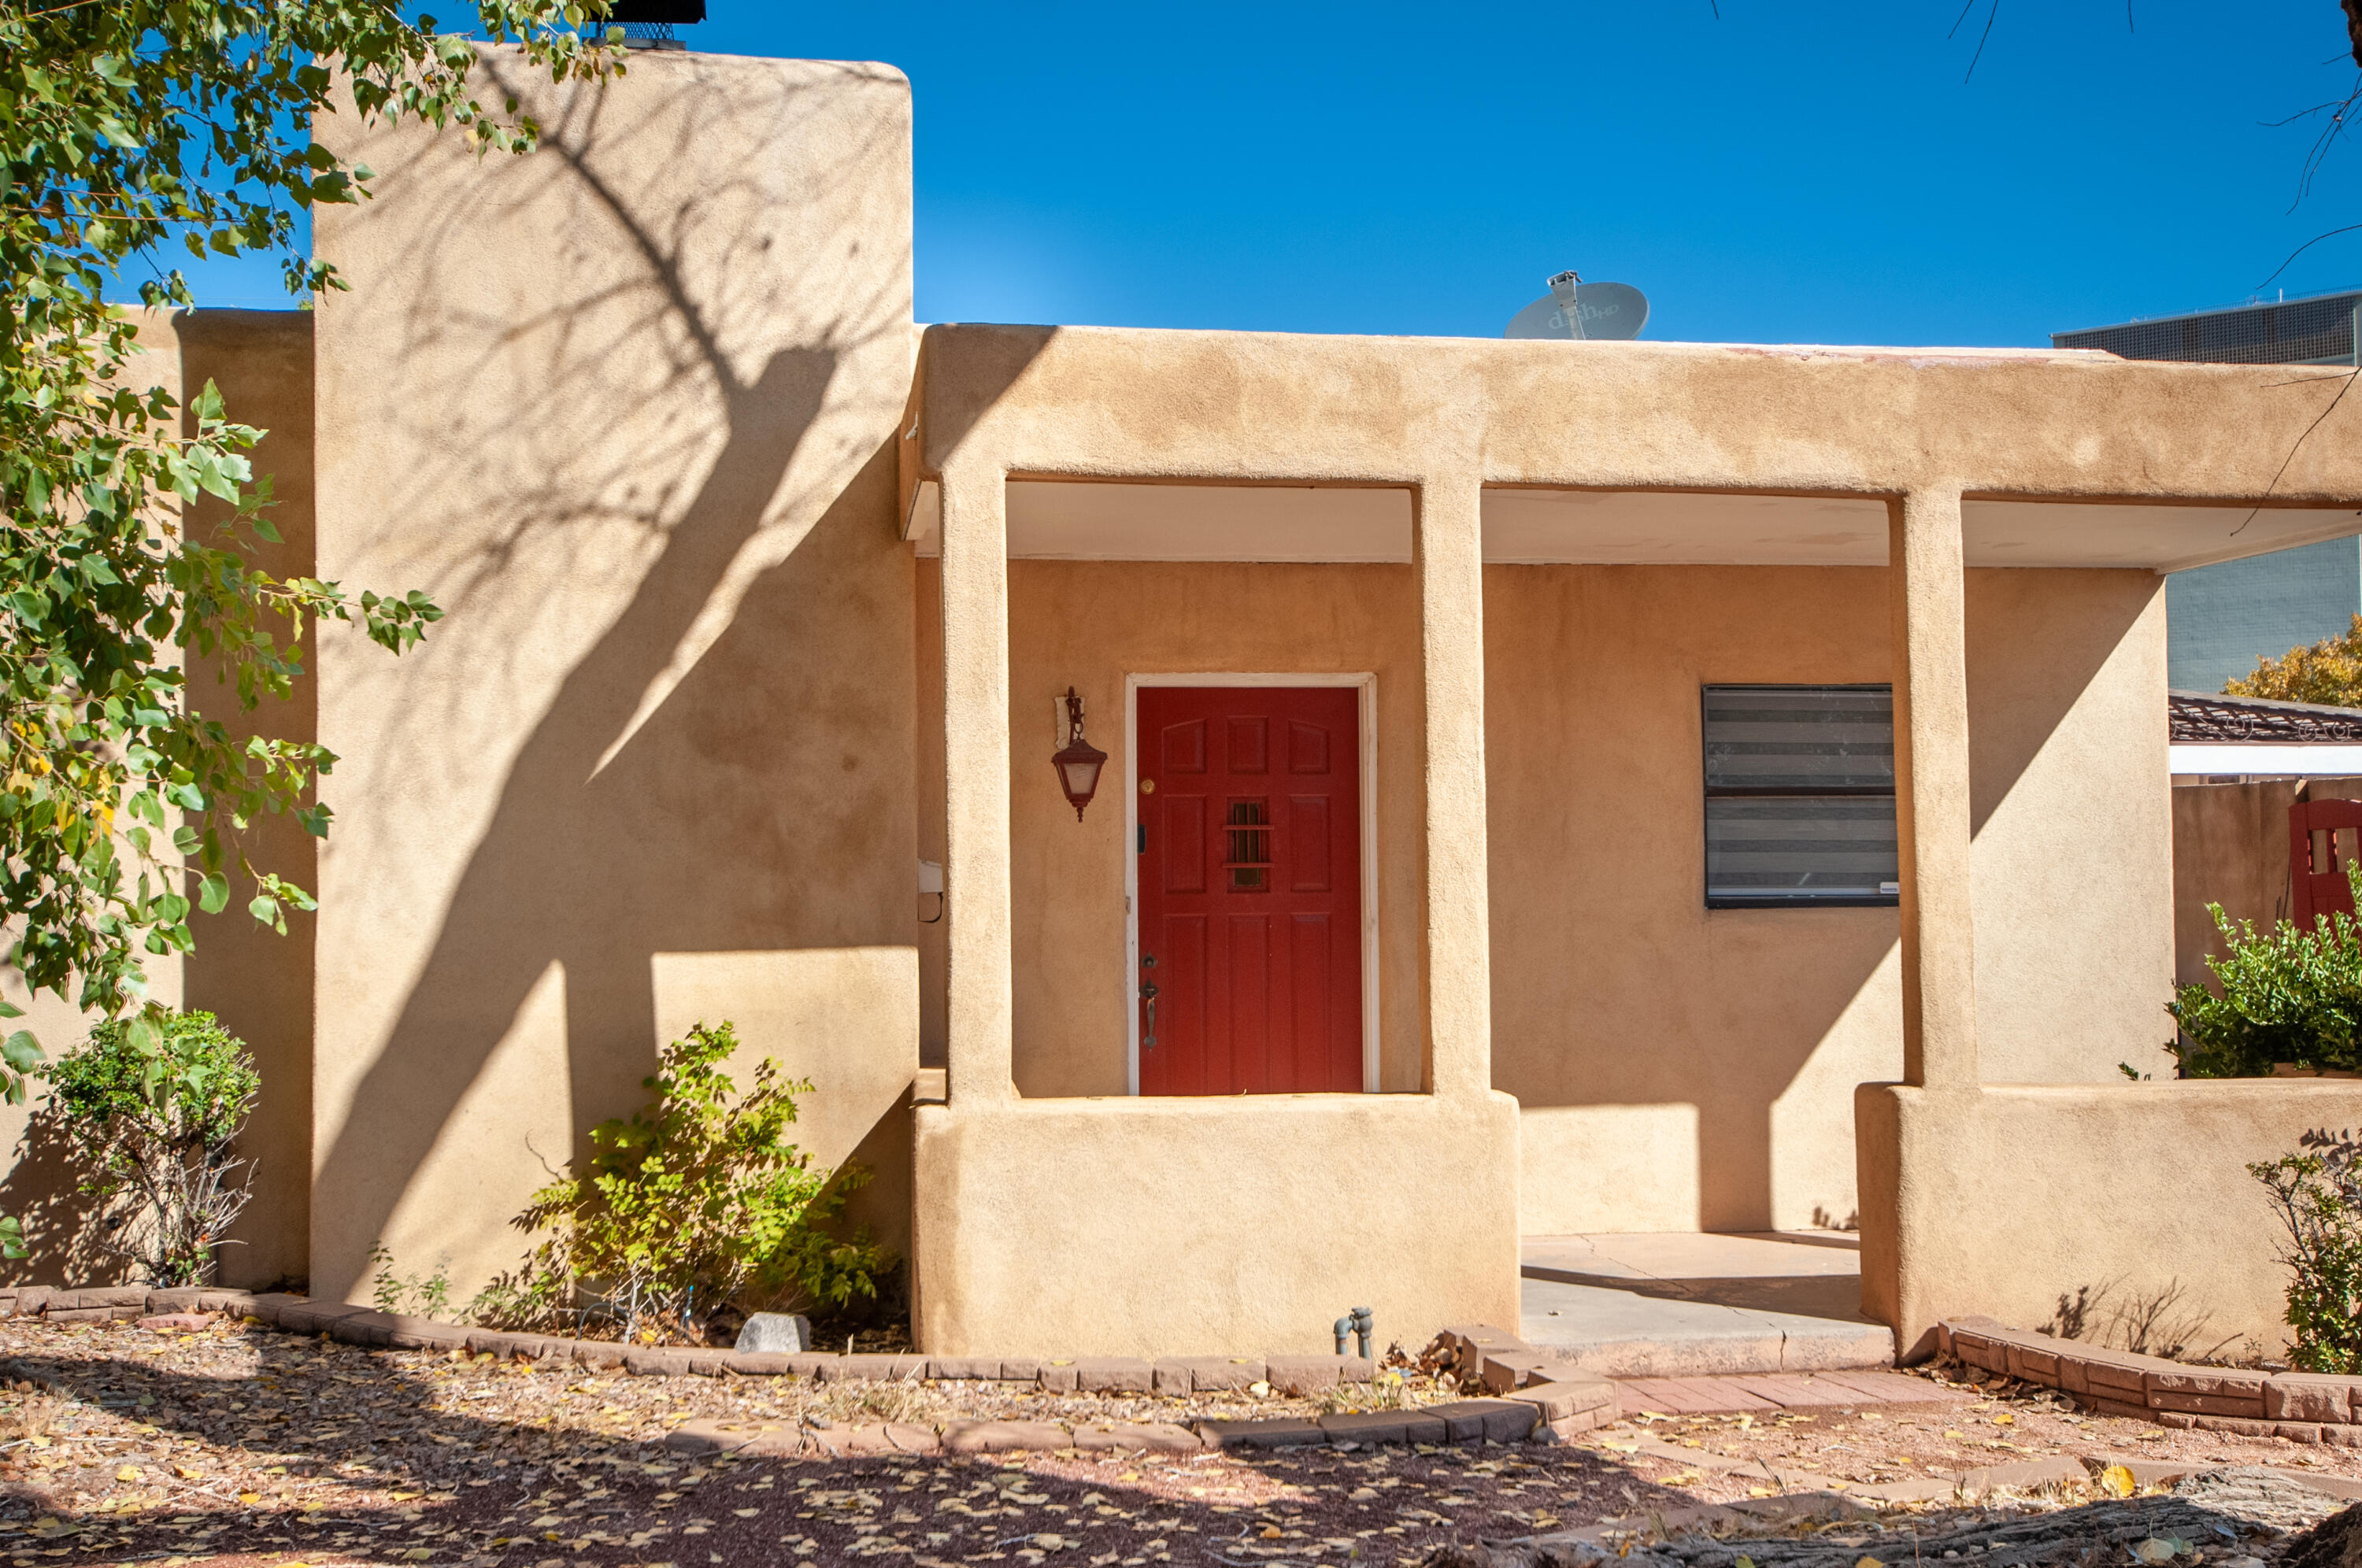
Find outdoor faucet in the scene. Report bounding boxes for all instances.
[1332,1305,1373,1359]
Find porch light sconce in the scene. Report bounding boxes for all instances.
[1052,687,1108,822]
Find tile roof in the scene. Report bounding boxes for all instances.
[2169,689,2362,744]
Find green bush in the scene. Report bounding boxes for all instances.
[44,1009,259,1285]
[2168,861,2362,1077]
[2252,1141,2362,1372]
[472,1022,889,1345]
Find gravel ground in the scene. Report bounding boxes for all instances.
[0,1318,2356,1568]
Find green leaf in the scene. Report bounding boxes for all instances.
[197,875,229,915]
[2,1033,43,1074]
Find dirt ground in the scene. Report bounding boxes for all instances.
[0,1317,2354,1568]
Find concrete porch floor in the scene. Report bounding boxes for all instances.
[1520,1231,1896,1378]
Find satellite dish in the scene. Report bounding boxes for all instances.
[1505,270,1649,341]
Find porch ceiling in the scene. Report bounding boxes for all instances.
[902,480,2362,573]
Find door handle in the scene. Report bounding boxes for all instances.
[1141,954,1158,1051]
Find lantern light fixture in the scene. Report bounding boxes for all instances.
[1052,687,1108,821]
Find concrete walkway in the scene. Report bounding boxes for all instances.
[1521,1231,1894,1378]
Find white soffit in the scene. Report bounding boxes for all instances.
[900,479,2362,570]
[1963,500,2362,571]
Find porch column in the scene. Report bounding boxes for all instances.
[939,450,1016,1104]
[1890,486,1979,1089]
[1418,472,1494,1100]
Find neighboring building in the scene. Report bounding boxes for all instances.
[9,49,2362,1364]
[2056,294,2362,693]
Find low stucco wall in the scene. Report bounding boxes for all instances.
[1857,1079,2362,1361]
[2171,779,2301,993]
[911,1090,1520,1357]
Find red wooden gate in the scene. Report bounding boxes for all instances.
[2290,797,2362,926]
[1135,686,1363,1095]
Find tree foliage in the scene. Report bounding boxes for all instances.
[0,2,620,1056]
[2225,613,2362,709]
[473,1023,890,1346]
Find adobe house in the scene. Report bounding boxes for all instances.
[13,46,2362,1359]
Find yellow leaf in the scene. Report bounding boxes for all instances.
[1857,1558,1886,1568]
[1261,1526,1283,1540]
[113,1466,139,1482]
[2100,1464,2136,1499]
[172,1464,198,1477]
[1993,1412,2015,1425]
[238,1491,261,1504]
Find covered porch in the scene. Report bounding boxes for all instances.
[901,322,2362,1360]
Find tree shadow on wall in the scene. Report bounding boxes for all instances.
[303,61,954,1301]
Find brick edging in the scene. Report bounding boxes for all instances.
[1942,1317,2360,1444]
[0,1289,1620,1451]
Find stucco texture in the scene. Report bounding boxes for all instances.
[1490,564,2168,1237]
[0,310,313,1291]
[308,50,920,1304]
[1003,560,1422,1096]
[1857,1079,2362,1359]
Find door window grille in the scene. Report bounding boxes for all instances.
[1702,684,1899,908]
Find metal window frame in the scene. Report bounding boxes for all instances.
[1701,682,1899,911]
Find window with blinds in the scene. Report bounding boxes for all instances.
[1701,684,1899,908]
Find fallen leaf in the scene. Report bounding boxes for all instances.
[113,1466,139,1482]
[2100,1464,2135,1499]
[2132,1540,2177,1563]
[1994,1413,2015,1426]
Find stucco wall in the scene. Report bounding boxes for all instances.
[309,50,920,1304]
[0,310,316,1290]
[1493,564,2169,1236]
[912,1085,1520,1358]
[1859,1080,2362,1359]
[1002,560,1423,1096]
[2171,780,2301,994]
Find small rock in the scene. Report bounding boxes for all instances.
[733,1313,811,1354]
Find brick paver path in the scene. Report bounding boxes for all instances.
[1616,1369,1975,1415]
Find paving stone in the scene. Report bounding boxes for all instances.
[1037,1361,1081,1392]
[2329,1425,2362,1448]
[386,1316,472,1352]
[242,1292,302,1326]
[996,1357,1044,1382]
[926,1356,1004,1380]
[558,1339,630,1370]
[194,1289,254,1316]
[2,1288,45,1318]
[2278,1422,2327,1443]
[1318,1409,1449,1447]
[666,1417,800,1457]
[1509,1378,1616,1424]
[2148,1367,2268,1400]
[280,1300,371,1336]
[1267,1354,1366,1394]
[1443,1324,1529,1367]
[2148,1389,2268,1418]
[1153,1355,1263,1394]
[46,1305,139,1323]
[2189,1413,2276,1436]
[2075,1393,2155,1421]
[1074,1356,1154,1393]
[2270,1374,2358,1423]
[883,1422,942,1455]
[1542,1405,1615,1440]
[136,1312,214,1332]
[325,1310,400,1347]
[1426,1399,1538,1444]
[2006,1344,2063,1382]
[728,1352,809,1376]
[624,1348,695,1376]
[824,1353,925,1381]
[1196,1417,1328,1449]
[1072,1422,1205,1452]
[1729,1374,1864,1408]
[49,1287,148,1311]
[144,1289,205,1315]
[942,1420,1071,1455]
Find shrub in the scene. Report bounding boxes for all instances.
[472,1022,889,1345]
[2252,1138,2362,1373]
[43,1010,259,1285]
[2168,860,2362,1077]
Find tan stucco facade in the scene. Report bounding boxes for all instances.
[9,44,2362,1362]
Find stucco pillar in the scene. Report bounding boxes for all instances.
[1417,472,1494,1100]
[939,452,1016,1104]
[1890,487,1979,1089]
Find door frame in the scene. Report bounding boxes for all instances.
[1123,672,1381,1096]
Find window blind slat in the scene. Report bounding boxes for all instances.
[1702,685,1897,906]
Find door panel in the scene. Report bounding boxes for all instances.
[1138,686,1362,1095]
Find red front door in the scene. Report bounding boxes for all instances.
[1136,686,1364,1095]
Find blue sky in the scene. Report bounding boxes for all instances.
[185,2,2362,347]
